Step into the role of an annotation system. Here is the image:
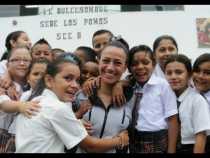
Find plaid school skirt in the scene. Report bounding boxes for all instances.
[176,130,193,153]
[129,129,168,153]
[177,144,194,153]
[0,129,15,153]
[5,134,15,153]
[176,129,182,152]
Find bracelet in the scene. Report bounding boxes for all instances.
[116,136,123,149]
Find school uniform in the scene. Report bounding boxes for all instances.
[153,63,166,80]
[0,94,14,153]
[19,89,33,102]
[203,90,210,110]
[15,89,88,153]
[0,81,23,153]
[203,90,210,153]
[10,89,78,153]
[0,60,7,77]
[76,88,132,153]
[127,73,178,153]
[7,89,33,136]
[121,69,130,80]
[177,87,210,153]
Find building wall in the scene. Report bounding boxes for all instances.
[0,5,20,17]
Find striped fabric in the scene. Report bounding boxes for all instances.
[0,129,11,153]
[5,134,15,153]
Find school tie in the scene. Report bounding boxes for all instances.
[177,100,181,124]
[131,91,143,129]
[176,100,182,151]
[201,93,208,101]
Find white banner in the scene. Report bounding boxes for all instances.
[0,10,210,62]
[38,5,120,15]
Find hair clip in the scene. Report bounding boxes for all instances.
[111,35,122,42]
[59,52,79,64]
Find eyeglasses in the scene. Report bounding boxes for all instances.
[9,58,31,64]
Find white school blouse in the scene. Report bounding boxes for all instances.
[204,90,210,110]
[0,81,23,131]
[7,89,33,135]
[0,60,7,77]
[178,87,210,144]
[127,73,178,131]
[153,63,166,80]
[15,89,88,153]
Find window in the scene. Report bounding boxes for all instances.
[121,5,141,12]
[20,5,38,16]
[121,5,184,12]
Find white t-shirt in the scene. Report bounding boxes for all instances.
[127,73,178,131]
[178,87,210,144]
[15,89,88,153]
